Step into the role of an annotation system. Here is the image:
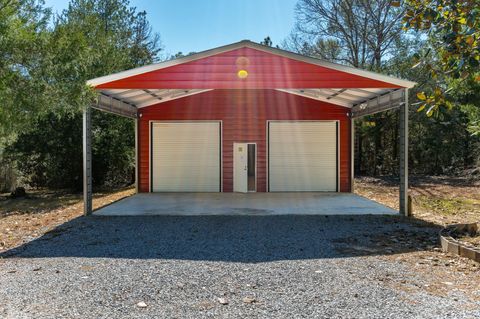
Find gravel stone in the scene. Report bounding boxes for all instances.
[0,215,479,318]
[242,296,256,304]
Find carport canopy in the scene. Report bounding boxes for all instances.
[84,40,416,215]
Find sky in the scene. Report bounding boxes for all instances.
[44,0,298,56]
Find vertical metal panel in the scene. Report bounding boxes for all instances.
[135,118,138,193]
[336,121,339,192]
[351,117,355,192]
[138,89,352,193]
[399,89,409,216]
[83,106,93,215]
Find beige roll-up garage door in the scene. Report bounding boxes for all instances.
[268,121,338,192]
[151,122,221,192]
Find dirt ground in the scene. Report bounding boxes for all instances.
[456,232,480,249]
[355,175,480,226]
[355,176,480,300]
[0,187,135,253]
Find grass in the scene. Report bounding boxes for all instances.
[354,175,480,226]
[414,196,480,216]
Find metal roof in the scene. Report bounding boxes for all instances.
[87,40,416,119]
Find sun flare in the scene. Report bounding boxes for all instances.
[237,69,248,79]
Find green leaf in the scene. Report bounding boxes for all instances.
[417,92,427,100]
[412,61,423,69]
[426,105,436,117]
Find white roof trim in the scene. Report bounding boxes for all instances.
[87,40,417,88]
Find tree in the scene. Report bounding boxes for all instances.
[286,0,480,175]
[288,0,406,69]
[5,0,163,189]
[403,0,480,119]
[260,36,273,46]
[286,0,419,176]
[169,51,197,60]
[0,0,51,140]
[0,0,52,191]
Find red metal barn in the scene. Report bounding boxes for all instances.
[85,41,415,214]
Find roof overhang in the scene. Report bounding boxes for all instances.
[87,40,416,119]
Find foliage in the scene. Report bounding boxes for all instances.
[449,74,480,135]
[259,36,281,48]
[6,112,83,189]
[47,0,161,116]
[287,0,405,69]
[1,0,479,191]
[260,36,273,46]
[290,0,480,176]
[169,51,197,59]
[0,0,52,140]
[357,37,480,175]
[403,0,480,118]
[7,111,134,190]
[3,0,162,190]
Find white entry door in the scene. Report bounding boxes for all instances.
[233,143,248,192]
[233,143,256,192]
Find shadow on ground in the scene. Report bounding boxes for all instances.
[1,215,441,262]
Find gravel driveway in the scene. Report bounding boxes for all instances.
[1,215,479,318]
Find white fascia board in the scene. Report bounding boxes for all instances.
[87,40,417,89]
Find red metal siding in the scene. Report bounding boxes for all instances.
[98,47,400,89]
[138,89,351,193]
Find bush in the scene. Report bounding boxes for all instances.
[6,110,134,190]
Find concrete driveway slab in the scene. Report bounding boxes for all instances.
[94,193,398,216]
